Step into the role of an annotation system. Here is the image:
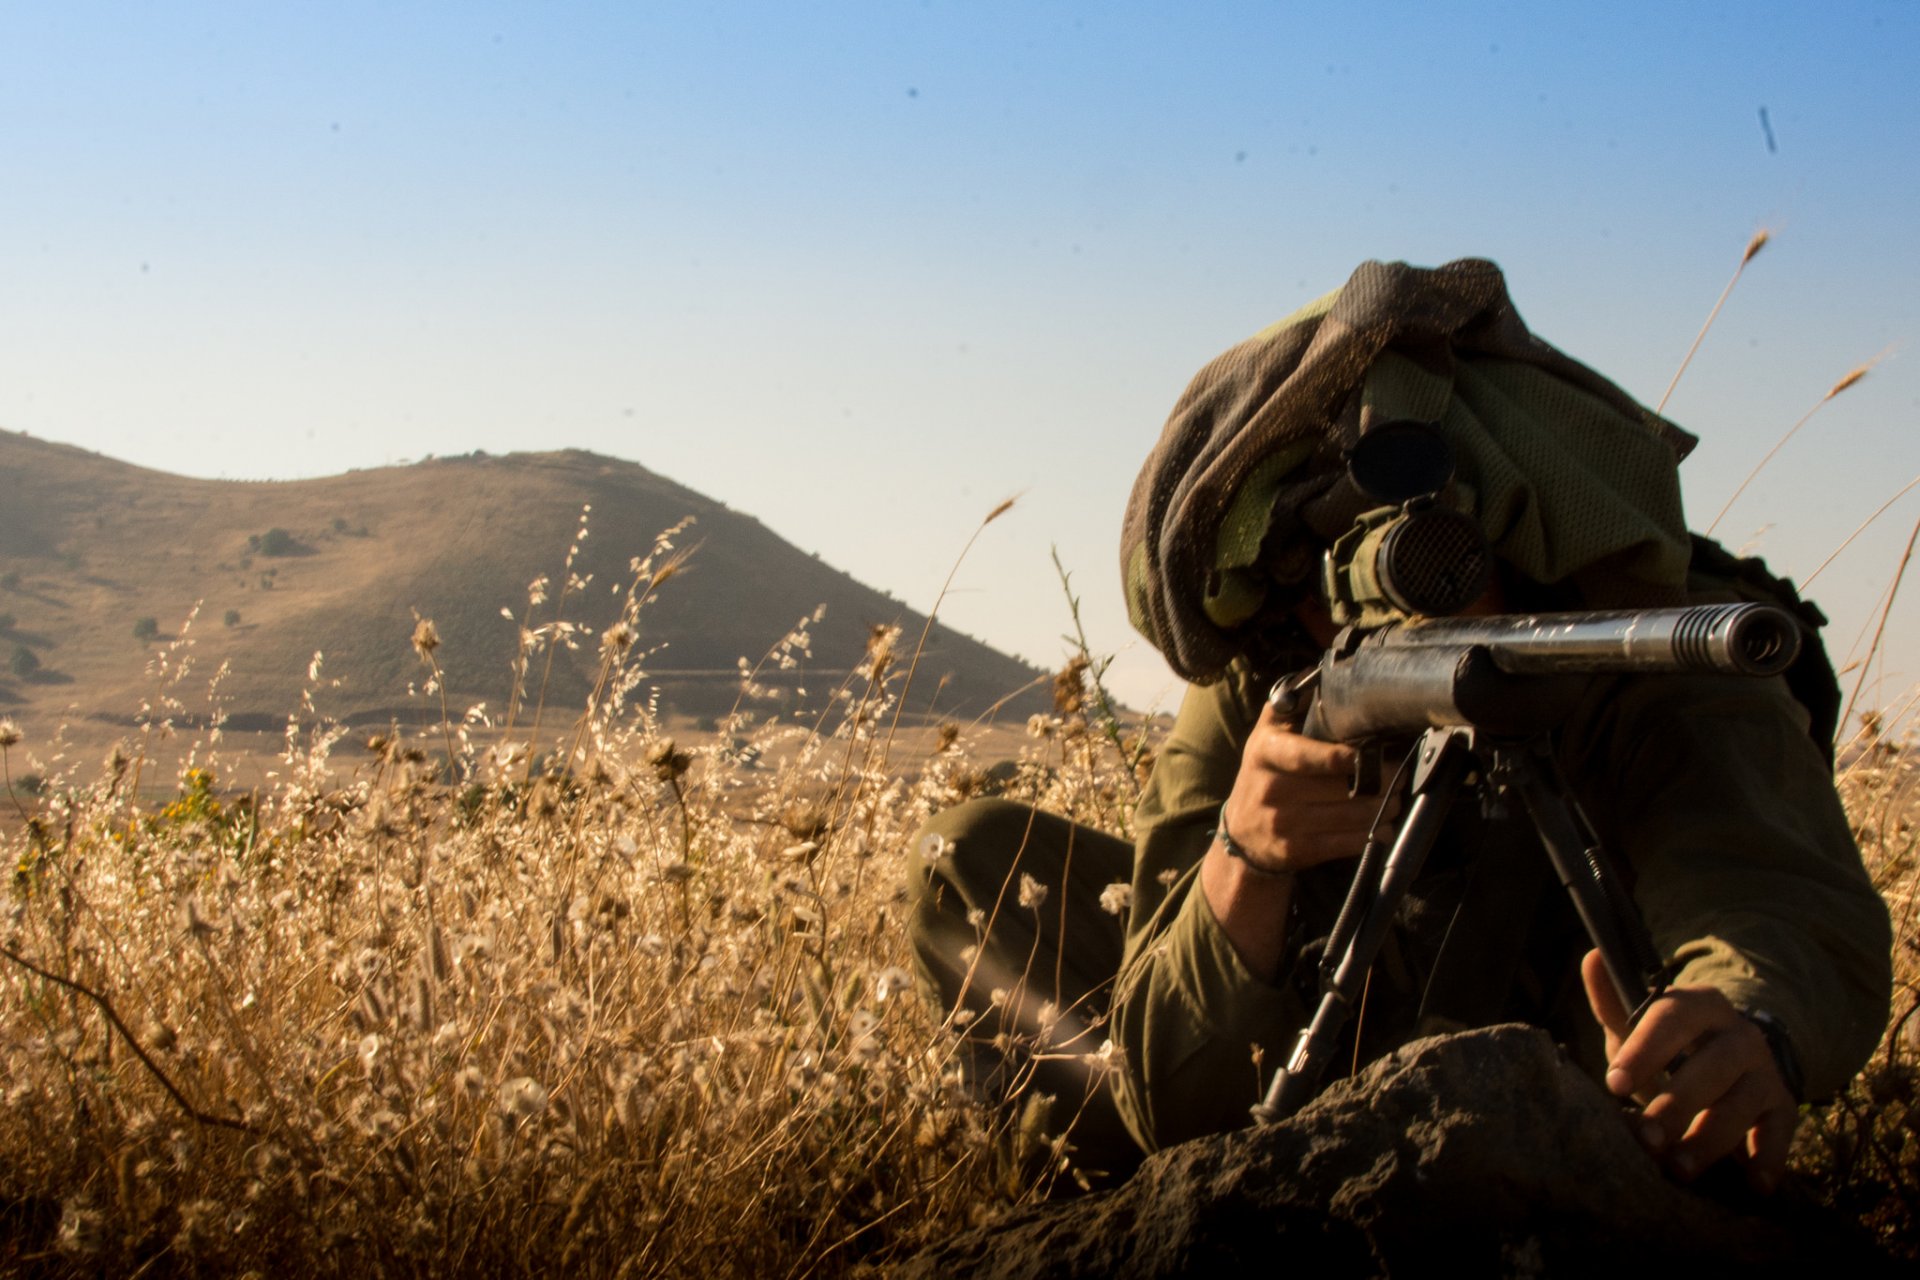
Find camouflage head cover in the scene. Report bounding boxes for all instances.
[1120,258,1698,683]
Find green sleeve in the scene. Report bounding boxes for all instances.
[1108,665,1309,1150]
[1562,672,1892,1101]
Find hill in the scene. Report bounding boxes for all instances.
[0,429,1050,771]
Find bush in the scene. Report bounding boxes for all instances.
[132,616,159,642]
[8,644,38,677]
[250,528,299,557]
[223,608,242,628]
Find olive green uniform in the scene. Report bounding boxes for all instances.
[910,655,1891,1162]
[1108,661,1890,1152]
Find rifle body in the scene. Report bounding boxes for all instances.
[1302,603,1800,742]
[1255,601,1800,1123]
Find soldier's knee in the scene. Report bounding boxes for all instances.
[909,798,1037,903]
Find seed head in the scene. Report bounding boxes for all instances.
[1018,873,1049,910]
[499,1076,549,1121]
[0,718,19,748]
[601,620,636,657]
[1826,366,1869,399]
[1053,657,1090,716]
[646,738,691,781]
[411,617,441,659]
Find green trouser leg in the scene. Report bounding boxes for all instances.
[906,798,1140,1180]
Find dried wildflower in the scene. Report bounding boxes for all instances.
[498,1076,549,1121]
[1036,1000,1061,1044]
[1018,873,1049,910]
[0,718,20,748]
[918,832,951,865]
[1099,882,1133,915]
[873,966,914,1002]
[865,623,900,680]
[177,896,217,940]
[411,617,440,659]
[935,722,960,753]
[1053,656,1090,716]
[1027,713,1055,738]
[646,738,691,781]
[456,1064,486,1099]
[1156,867,1180,888]
[56,1200,107,1257]
[780,802,830,840]
[600,619,636,657]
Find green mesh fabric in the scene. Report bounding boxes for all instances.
[1121,258,1698,682]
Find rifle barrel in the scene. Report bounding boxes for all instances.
[1382,603,1799,677]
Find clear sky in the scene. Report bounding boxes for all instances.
[3,1,1917,715]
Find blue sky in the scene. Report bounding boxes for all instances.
[3,1,1916,712]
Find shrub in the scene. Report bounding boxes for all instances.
[250,528,299,557]
[8,643,37,677]
[132,616,159,642]
[223,608,242,628]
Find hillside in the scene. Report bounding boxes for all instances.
[0,429,1050,768]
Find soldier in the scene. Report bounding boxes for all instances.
[910,258,1892,1193]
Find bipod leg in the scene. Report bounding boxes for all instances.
[1492,740,1667,1020]
[1253,727,1477,1123]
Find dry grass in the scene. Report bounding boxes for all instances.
[2,520,1916,1274]
[1794,723,1920,1257]
[0,524,1142,1278]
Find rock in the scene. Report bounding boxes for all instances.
[896,1024,1890,1278]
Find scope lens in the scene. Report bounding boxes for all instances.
[1377,508,1493,616]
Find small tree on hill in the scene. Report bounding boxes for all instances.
[224,608,242,628]
[133,616,159,642]
[251,528,299,557]
[9,644,38,678]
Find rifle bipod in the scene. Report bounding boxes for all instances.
[1250,724,1668,1124]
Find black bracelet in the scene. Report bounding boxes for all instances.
[1741,1007,1807,1103]
[1212,803,1293,880]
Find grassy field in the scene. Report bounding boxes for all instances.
[1,545,1915,1276]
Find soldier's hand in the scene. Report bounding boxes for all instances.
[1219,702,1395,875]
[1581,949,1798,1194]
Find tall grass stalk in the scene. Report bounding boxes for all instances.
[1655,229,1769,416]
[1706,362,1873,536]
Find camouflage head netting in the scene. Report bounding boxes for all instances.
[1120,257,1700,684]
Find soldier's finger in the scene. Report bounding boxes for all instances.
[1247,717,1356,778]
[1663,1071,1777,1182]
[1605,990,1736,1100]
[1746,1100,1797,1195]
[1579,949,1631,1060]
[1637,1023,1756,1151]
